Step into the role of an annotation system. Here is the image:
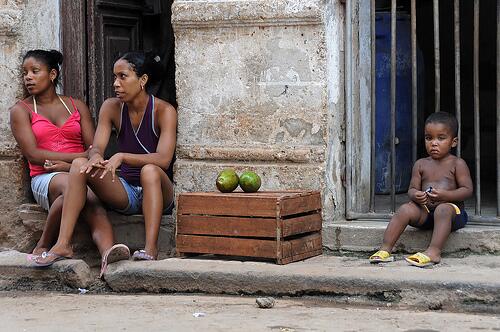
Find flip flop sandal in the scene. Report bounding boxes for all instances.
[26,253,42,262]
[369,250,394,263]
[100,244,130,279]
[33,252,72,267]
[132,250,156,261]
[405,252,437,268]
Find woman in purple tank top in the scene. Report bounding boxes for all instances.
[35,52,177,272]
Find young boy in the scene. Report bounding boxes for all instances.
[369,112,473,267]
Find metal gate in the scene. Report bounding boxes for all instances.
[345,0,499,224]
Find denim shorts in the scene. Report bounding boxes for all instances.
[115,177,174,215]
[31,172,64,211]
[114,177,144,215]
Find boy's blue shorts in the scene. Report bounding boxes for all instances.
[416,203,468,232]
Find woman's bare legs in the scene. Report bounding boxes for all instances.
[140,164,174,259]
[80,191,115,256]
[32,174,68,254]
[37,157,129,261]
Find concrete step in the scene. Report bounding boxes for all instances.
[0,250,92,290]
[2,248,499,313]
[323,220,500,255]
[18,203,175,265]
[102,253,500,313]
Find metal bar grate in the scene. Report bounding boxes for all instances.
[433,0,440,112]
[473,0,481,215]
[454,0,462,158]
[390,0,397,213]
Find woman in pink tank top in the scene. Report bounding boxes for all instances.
[9,50,129,270]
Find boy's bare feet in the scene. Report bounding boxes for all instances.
[422,249,441,264]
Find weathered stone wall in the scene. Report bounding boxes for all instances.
[0,0,60,250]
[172,0,345,222]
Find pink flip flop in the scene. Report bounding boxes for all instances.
[131,250,156,261]
[100,244,130,278]
[33,252,72,267]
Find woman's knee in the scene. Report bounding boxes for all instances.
[140,164,162,185]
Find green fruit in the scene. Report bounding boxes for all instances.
[216,169,239,193]
[239,171,261,193]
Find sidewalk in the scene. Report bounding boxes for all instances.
[1,250,499,313]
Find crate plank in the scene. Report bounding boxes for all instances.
[279,192,322,216]
[178,195,278,217]
[177,215,277,237]
[176,234,277,258]
[281,232,322,261]
[282,213,322,237]
[279,249,323,265]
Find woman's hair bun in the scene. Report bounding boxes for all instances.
[49,49,64,66]
[118,51,165,89]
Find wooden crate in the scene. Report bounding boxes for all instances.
[176,191,322,264]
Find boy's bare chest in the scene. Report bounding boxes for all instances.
[420,162,457,190]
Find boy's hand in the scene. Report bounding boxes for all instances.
[413,190,429,205]
[427,188,445,202]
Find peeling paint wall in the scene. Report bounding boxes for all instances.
[173,0,345,222]
[0,0,59,250]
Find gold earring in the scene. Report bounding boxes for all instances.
[141,84,144,90]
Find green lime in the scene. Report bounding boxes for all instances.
[239,171,261,193]
[216,169,239,193]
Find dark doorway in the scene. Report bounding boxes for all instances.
[61,0,176,119]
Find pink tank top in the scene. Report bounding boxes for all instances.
[19,97,85,177]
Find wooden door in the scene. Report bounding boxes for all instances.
[87,0,144,117]
[61,0,175,116]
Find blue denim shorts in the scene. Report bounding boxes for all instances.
[114,177,144,215]
[115,177,174,215]
[31,172,64,211]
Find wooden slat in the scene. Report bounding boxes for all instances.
[176,235,277,258]
[282,213,322,237]
[177,215,276,237]
[178,194,278,217]
[279,192,321,217]
[278,249,323,265]
[280,232,322,262]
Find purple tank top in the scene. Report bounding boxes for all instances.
[117,95,162,186]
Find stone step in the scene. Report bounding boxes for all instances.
[18,203,175,265]
[322,220,500,255]
[103,254,500,313]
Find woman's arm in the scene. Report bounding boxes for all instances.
[9,103,87,165]
[81,98,119,173]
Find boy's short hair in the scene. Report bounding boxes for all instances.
[425,112,458,137]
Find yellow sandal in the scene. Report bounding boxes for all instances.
[369,250,394,263]
[405,252,437,268]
